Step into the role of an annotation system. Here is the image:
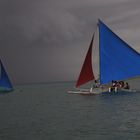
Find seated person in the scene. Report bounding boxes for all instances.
[118,81,124,88]
[124,82,130,89]
[94,80,100,88]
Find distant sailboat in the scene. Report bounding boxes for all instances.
[0,60,13,92]
[68,19,139,94]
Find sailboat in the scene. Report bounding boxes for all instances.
[0,60,13,92]
[68,19,140,94]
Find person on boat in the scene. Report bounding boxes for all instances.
[109,80,118,92]
[114,81,118,92]
[90,87,93,92]
[90,80,100,92]
[118,81,124,88]
[114,80,126,92]
[124,82,130,89]
[109,80,115,92]
[94,80,100,88]
[112,80,116,87]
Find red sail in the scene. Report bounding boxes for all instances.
[76,36,95,87]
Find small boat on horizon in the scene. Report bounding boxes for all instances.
[0,60,13,92]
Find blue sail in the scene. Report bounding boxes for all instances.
[99,20,140,84]
[0,60,13,91]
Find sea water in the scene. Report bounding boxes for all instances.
[0,80,140,140]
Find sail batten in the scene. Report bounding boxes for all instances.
[76,35,95,87]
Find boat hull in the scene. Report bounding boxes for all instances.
[68,87,108,95]
[0,87,13,93]
[68,88,136,95]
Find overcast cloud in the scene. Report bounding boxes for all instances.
[1,0,140,84]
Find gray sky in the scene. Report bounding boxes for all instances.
[1,0,140,84]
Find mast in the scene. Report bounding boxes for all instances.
[98,19,101,85]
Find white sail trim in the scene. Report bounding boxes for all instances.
[92,25,99,80]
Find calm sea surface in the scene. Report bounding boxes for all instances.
[0,80,140,140]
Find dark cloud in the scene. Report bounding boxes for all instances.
[0,0,140,84]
